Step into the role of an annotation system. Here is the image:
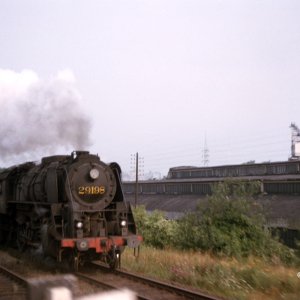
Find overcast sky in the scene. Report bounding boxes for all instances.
[0,0,299,178]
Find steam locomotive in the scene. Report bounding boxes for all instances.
[0,151,142,270]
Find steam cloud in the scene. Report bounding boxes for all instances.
[0,69,92,165]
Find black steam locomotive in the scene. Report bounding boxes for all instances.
[0,151,142,270]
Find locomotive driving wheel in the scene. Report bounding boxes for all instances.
[68,250,81,272]
[106,246,120,269]
[73,255,79,272]
[16,223,33,252]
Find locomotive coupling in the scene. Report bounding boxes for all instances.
[76,240,89,251]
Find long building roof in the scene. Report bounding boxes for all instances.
[125,194,300,229]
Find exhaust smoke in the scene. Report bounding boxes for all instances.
[0,69,92,166]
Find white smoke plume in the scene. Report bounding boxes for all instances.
[0,69,92,165]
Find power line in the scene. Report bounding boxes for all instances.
[121,127,294,176]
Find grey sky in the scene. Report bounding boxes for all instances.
[0,0,300,177]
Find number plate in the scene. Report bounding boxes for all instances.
[78,186,105,195]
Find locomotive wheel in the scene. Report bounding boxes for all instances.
[68,251,81,272]
[107,247,120,269]
[16,224,32,252]
[73,256,79,272]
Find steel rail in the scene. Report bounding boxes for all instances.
[0,265,28,286]
[89,262,224,300]
[75,271,151,300]
[0,265,28,299]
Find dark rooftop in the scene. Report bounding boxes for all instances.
[125,194,300,229]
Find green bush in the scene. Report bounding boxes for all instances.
[133,181,298,264]
[133,206,173,248]
[174,181,297,263]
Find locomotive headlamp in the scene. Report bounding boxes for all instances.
[90,168,100,180]
[76,221,83,229]
[120,220,127,227]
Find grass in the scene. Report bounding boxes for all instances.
[122,246,300,300]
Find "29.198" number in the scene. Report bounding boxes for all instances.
[78,186,105,195]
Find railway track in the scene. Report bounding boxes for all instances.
[0,252,224,300]
[0,265,27,300]
[76,262,223,300]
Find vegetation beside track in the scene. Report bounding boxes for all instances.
[122,246,300,300]
[133,181,299,263]
[125,181,300,299]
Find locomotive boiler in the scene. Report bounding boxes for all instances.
[0,151,142,270]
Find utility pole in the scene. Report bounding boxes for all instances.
[135,152,138,208]
[130,152,144,207]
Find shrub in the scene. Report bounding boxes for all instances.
[133,181,298,264]
[174,181,297,263]
[133,206,173,248]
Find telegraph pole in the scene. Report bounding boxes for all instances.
[130,152,143,207]
[135,152,139,208]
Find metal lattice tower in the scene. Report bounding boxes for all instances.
[290,123,300,159]
[202,136,209,166]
